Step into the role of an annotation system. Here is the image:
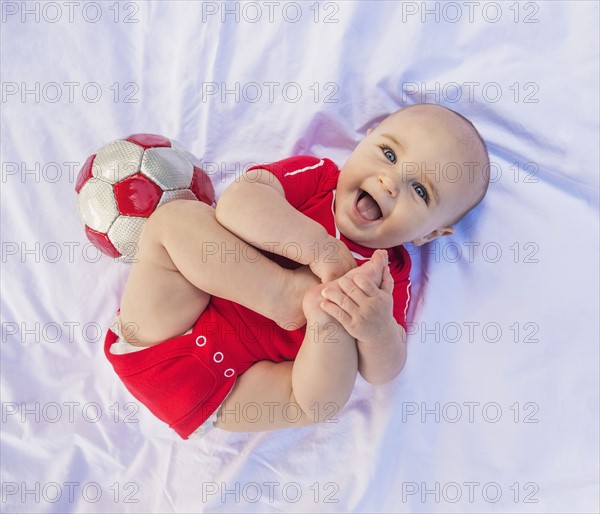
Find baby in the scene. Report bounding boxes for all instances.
[103,103,489,438]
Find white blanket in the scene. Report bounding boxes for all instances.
[2,1,598,512]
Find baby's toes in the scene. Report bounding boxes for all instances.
[348,261,380,286]
[350,250,387,287]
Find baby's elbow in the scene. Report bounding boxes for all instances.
[214,185,232,215]
[360,365,405,386]
[214,184,241,223]
[215,180,259,223]
[304,404,342,425]
[292,391,346,426]
[361,374,391,386]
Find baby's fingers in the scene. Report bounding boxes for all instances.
[381,265,394,294]
[351,273,380,297]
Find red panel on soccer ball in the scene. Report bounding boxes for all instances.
[190,166,215,205]
[85,226,121,258]
[114,173,163,217]
[125,134,172,150]
[75,154,96,194]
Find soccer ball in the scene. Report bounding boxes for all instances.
[75,133,215,260]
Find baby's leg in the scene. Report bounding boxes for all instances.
[119,200,316,346]
[213,284,357,432]
[289,255,386,419]
[290,284,358,421]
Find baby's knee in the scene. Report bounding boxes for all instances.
[152,199,213,226]
[145,199,214,242]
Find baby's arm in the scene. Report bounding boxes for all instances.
[216,169,326,262]
[216,169,356,282]
[320,250,407,385]
[356,322,406,385]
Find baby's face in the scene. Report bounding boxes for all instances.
[335,105,484,248]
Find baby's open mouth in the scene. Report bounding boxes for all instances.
[356,189,383,221]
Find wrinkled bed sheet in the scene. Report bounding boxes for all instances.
[1,1,598,512]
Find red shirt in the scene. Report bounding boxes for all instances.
[246,155,412,330]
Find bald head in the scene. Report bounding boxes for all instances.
[382,103,490,225]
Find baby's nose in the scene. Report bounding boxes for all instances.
[378,174,398,197]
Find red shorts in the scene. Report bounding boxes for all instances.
[104,297,304,439]
[104,304,240,439]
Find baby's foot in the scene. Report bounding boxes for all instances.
[319,249,388,308]
[343,249,388,288]
[276,265,321,330]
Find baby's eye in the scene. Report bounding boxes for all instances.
[413,183,429,204]
[380,145,397,164]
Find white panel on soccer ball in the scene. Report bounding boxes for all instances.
[170,138,205,169]
[93,140,145,184]
[141,147,193,190]
[77,179,118,232]
[108,216,147,259]
[157,189,197,207]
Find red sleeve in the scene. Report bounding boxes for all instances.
[389,246,412,331]
[247,156,339,210]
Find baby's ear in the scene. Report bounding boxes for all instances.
[412,226,455,246]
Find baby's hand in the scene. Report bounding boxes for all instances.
[319,249,394,343]
[309,235,357,283]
